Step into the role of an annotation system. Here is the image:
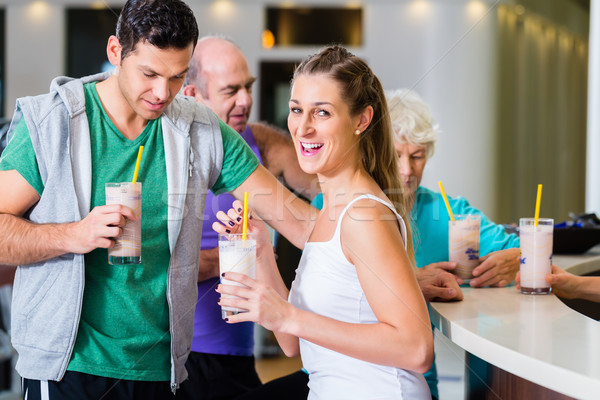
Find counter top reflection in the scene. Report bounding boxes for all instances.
[429,249,600,399]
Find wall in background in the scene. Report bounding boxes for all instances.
[0,0,591,222]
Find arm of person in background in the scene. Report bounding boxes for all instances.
[230,165,317,250]
[545,265,600,302]
[416,261,464,301]
[198,248,219,281]
[250,122,320,200]
[470,247,520,288]
[0,170,135,265]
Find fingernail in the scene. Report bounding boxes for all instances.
[224,318,229,322]
[238,207,242,212]
[236,217,241,222]
[228,221,235,227]
[221,272,225,277]
[249,214,253,219]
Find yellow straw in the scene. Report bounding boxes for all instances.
[438,181,455,222]
[132,146,144,183]
[242,191,249,241]
[534,184,542,227]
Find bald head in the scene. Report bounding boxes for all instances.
[184,37,256,133]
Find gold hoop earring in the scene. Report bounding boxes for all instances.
[354,129,361,135]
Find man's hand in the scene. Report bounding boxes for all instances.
[416,262,463,302]
[470,248,520,288]
[65,204,137,255]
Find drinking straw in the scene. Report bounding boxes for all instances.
[534,184,542,227]
[438,181,455,222]
[132,146,144,184]
[242,191,249,241]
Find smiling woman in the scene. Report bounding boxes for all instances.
[215,45,434,400]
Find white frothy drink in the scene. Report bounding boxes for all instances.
[105,182,142,265]
[219,234,257,318]
[449,214,480,282]
[520,218,553,294]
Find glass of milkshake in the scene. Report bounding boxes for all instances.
[219,233,257,319]
[519,218,553,294]
[105,182,142,265]
[449,214,481,283]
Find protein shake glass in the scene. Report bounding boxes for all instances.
[218,232,257,319]
[105,182,142,265]
[519,218,553,294]
[449,214,481,283]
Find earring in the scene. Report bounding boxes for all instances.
[354,129,361,135]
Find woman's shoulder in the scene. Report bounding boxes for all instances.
[341,194,401,229]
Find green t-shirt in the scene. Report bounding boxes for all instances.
[0,82,259,381]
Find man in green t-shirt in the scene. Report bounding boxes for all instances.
[0,1,315,399]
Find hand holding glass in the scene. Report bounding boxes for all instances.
[519,218,553,294]
[219,233,257,319]
[105,182,142,265]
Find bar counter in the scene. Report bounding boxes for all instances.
[429,250,600,399]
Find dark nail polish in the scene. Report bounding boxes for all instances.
[228,221,235,226]
[236,217,241,222]
[224,318,229,322]
[225,229,231,233]
[237,207,242,212]
[222,272,225,277]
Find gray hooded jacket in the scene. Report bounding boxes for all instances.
[8,72,224,391]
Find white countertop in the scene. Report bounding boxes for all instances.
[429,249,600,400]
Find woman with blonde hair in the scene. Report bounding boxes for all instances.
[215,46,433,399]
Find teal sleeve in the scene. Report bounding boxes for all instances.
[450,195,520,255]
[211,120,260,195]
[311,193,323,210]
[0,118,44,195]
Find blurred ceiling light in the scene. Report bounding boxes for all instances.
[408,0,431,20]
[345,1,361,8]
[211,0,235,20]
[280,1,295,8]
[27,1,51,23]
[262,29,275,49]
[466,1,487,20]
[90,1,108,10]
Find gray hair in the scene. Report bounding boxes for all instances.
[385,89,440,159]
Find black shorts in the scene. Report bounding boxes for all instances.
[174,352,261,400]
[234,370,309,400]
[22,371,174,400]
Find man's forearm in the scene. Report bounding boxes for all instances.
[0,214,72,265]
[232,165,317,249]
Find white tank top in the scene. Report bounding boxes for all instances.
[288,194,430,400]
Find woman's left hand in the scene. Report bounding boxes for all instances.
[217,271,294,332]
[470,247,520,287]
